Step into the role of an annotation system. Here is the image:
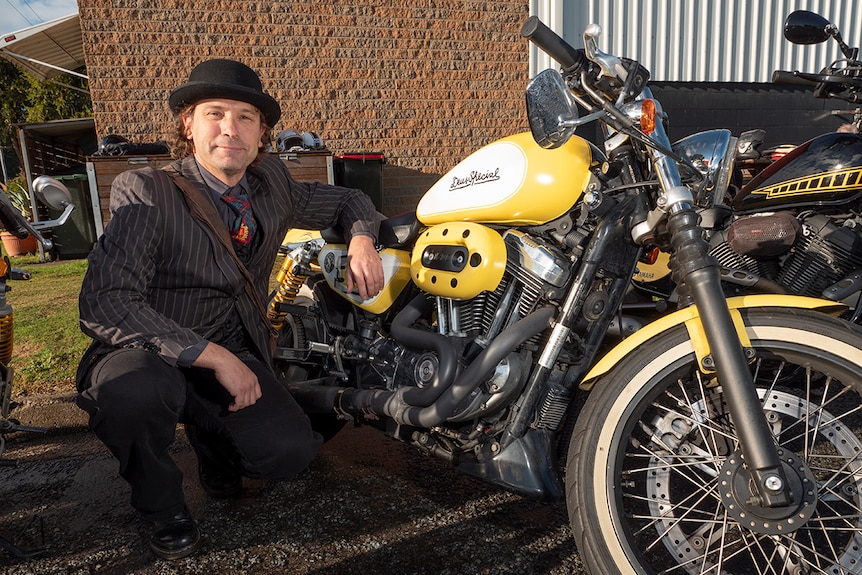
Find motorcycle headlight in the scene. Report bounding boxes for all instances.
[672,130,737,208]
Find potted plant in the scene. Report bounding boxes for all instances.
[0,178,38,257]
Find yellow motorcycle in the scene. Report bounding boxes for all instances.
[270,17,862,575]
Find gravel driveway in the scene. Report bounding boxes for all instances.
[0,395,585,574]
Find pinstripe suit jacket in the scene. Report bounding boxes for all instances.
[78,154,380,381]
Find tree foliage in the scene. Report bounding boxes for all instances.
[0,58,92,148]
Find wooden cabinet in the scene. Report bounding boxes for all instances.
[85,152,334,234]
[85,155,174,234]
[274,151,333,185]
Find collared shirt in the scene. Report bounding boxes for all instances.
[195,159,252,230]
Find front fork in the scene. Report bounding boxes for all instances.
[635,97,791,506]
[667,205,790,507]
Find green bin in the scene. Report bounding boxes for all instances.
[49,174,97,259]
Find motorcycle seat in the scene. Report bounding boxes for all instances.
[320,211,421,249]
[378,211,421,248]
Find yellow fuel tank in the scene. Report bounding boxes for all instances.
[416,132,592,226]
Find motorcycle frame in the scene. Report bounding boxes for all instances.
[282,114,802,506]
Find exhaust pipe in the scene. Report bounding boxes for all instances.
[389,294,458,407]
[288,306,555,427]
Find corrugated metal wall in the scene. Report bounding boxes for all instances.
[529,0,861,83]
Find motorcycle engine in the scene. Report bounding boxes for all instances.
[710,212,862,297]
[360,336,439,390]
[434,230,571,422]
[355,230,571,422]
[458,230,569,340]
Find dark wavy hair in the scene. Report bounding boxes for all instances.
[169,103,273,164]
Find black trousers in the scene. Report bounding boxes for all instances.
[76,348,322,522]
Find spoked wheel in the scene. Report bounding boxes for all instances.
[568,308,862,575]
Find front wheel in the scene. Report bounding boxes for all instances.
[568,308,862,575]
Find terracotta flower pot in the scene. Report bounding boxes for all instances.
[0,231,38,257]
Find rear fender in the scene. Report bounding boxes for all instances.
[581,295,846,389]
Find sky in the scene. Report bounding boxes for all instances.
[2,0,78,36]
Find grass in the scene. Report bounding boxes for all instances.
[4,251,291,397]
[4,254,90,396]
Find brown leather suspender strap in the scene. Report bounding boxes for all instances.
[162,167,276,340]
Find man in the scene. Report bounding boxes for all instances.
[76,59,383,560]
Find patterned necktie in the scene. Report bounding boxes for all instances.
[220,190,257,248]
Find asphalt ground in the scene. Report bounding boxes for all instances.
[0,394,585,574]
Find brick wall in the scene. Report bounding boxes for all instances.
[77,0,531,215]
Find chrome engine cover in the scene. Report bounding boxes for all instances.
[710,213,862,297]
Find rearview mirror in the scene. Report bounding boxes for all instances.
[784,10,831,45]
[32,176,73,211]
[30,176,75,231]
[525,69,579,149]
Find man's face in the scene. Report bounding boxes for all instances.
[183,98,265,185]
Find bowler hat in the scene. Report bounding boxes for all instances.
[169,59,281,127]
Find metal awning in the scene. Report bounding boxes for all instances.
[0,13,86,81]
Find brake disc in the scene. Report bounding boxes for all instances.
[645,388,862,574]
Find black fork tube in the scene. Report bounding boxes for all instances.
[668,207,791,507]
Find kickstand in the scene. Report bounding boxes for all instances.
[0,516,47,559]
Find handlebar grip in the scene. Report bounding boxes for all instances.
[521,16,586,72]
[0,199,30,239]
[772,70,819,87]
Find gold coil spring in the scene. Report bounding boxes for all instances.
[268,254,308,331]
[0,312,13,366]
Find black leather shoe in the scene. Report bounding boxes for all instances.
[185,425,242,499]
[149,508,201,560]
